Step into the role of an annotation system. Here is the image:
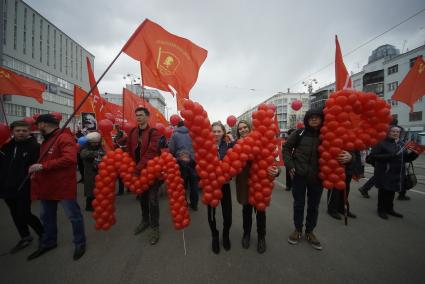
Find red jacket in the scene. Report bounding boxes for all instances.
[31,128,78,200]
[127,125,161,172]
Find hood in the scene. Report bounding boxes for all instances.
[303,108,324,130]
[175,126,189,134]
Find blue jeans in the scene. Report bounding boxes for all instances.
[292,174,323,233]
[40,200,86,248]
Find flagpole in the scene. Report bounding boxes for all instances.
[17,49,124,192]
[140,64,146,107]
[121,88,125,127]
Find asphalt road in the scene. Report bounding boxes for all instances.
[1,160,424,284]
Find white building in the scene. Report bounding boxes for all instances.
[237,91,310,135]
[310,44,425,143]
[0,0,94,127]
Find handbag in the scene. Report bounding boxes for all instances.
[404,162,417,190]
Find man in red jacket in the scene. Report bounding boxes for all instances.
[127,107,162,245]
[27,114,86,261]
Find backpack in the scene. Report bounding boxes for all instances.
[290,128,306,155]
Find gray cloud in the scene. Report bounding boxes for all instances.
[27,0,425,121]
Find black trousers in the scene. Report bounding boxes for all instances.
[139,182,160,228]
[242,204,266,237]
[207,184,232,235]
[4,198,43,239]
[77,153,84,180]
[378,188,396,213]
[285,167,292,189]
[327,175,352,214]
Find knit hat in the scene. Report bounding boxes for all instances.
[86,132,102,143]
[36,114,60,125]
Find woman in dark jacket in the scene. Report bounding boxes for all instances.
[235,120,279,254]
[208,121,234,254]
[80,132,105,211]
[0,120,43,253]
[370,125,418,219]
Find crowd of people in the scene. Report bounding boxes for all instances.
[0,106,420,261]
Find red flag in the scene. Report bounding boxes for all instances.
[123,88,169,127]
[141,62,172,94]
[0,66,45,103]
[391,57,425,112]
[86,57,107,120]
[405,140,425,154]
[73,85,94,115]
[335,35,352,91]
[122,19,208,110]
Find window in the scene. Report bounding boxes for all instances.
[53,29,56,69]
[387,81,398,91]
[59,34,63,72]
[30,107,48,116]
[79,48,82,80]
[39,19,43,63]
[70,42,73,77]
[31,13,35,58]
[410,56,423,68]
[46,25,50,66]
[2,0,7,45]
[23,7,27,54]
[13,0,17,49]
[5,103,26,117]
[65,38,68,75]
[387,64,398,75]
[390,100,398,106]
[409,111,422,122]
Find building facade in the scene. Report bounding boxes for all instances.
[310,44,425,143]
[237,91,310,135]
[0,0,94,127]
[126,84,166,116]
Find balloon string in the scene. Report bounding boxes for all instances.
[182,229,187,256]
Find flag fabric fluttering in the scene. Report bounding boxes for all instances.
[123,88,169,127]
[86,57,107,120]
[122,19,208,110]
[0,66,45,103]
[391,57,425,112]
[405,140,425,155]
[335,35,352,91]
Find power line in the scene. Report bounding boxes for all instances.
[289,7,425,89]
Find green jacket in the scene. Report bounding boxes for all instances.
[282,128,321,184]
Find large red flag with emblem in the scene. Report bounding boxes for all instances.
[391,57,425,112]
[123,88,168,127]
[122,19,208,110]
[335,35,352,91]
[0,66,45,103]
[86,57,107,120]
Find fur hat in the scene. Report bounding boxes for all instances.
[86,132,102,143]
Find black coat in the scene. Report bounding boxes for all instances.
[370,138,418,192]
[0,137,40,198]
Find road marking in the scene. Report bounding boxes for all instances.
[410,189,425,195]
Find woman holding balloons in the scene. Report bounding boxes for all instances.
[235,120,279,254]
[208,121,234,254]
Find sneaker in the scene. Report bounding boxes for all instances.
[397,195,410,201]
[305,232,323,250]
[149,228,160,245]
[241,233,250,249]
[134,221,149,235]
[358,187,370,198]
[10,237,33,254]
[288,230,302,245]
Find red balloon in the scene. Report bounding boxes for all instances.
[99,119,113,133]
[291,100,302,111]
[170,114,181,126]
[226,115,237,127]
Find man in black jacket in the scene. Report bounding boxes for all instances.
[0,120,43,253]
[283,109,324,251]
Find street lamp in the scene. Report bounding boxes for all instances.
[303,78,318,108]
[123,73,141,86]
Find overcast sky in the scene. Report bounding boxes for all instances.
[26,0,425,122]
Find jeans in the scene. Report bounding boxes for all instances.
[4,198,43,239]
[139,182,160,228]
[40,200,86,248]
[242,204,266,237]
[207,184,232,235]
[179,161,199,207]
[292,174,323,233]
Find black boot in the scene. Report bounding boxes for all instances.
[257,235,266,254]
[212,230,220,254]
[223,228,231,251]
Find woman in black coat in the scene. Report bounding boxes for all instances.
[369,126,418,219]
